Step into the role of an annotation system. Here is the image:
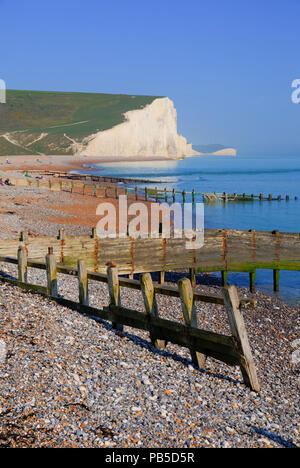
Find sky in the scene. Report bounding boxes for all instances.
[1,0,300,156]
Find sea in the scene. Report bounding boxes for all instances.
[80,154,300,307]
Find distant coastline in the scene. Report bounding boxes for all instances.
[193,144,237,156]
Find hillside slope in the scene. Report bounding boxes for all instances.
[0,90,196,158]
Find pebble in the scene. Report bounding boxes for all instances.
[0,262,299,448]
[0,340,7,364]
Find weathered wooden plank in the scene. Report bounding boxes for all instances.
[222,285,260,392]
[78,260,89,306]
[107,266,123,331]
[46,250,58,297]
[107,305,240,365]
[17,246,28,283]
[0,276,47,295]
[178,278,207,368]
[140,273,166,349]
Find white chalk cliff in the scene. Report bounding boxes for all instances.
[79,98,198,158]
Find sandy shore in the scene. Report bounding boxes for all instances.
[0,154,177,174]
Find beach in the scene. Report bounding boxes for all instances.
[0,259,299,448]
[0,154,175,174]
[0,157,299,449]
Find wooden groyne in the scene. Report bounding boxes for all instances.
[9,172,298,204]
[13,169,161,185]
[0,250,260,391]
[145,188,298,204]
[0,228,299,293]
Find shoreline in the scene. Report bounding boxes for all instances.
[0,156,299,310]
[0,154,182,174]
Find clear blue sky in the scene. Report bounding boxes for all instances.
[1,0,300,155]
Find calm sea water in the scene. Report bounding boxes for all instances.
[80,155,300,307]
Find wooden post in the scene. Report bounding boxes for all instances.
[249,270,256,293]
[135,186,138,201]
[273,269,280,292]
[277,195,281,201]
[17,246,28,283]
[164,188,167,202]
[268,194,272,201]
[222,285,260,392]
[155,187,158,202]
[145,187,148,201]
[259,193,263,201]
[91,227,97,239]
[192,189,195,205]
[189,268,196,288]
[172,189,175,203]
[20,231,28,243]
[140,273,166,349]
[221,270,228,287]
[115,187,118,199]
[178,278,206,368]
[78,260,89,306]
[286,195,289,201]
[159,271,165,285]
[182,190,186,204]
[46,248,58,297]
[107,266,123,331]
[58,228,65,241]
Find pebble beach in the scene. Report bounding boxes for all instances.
[0,175,299,448]
[0,262,299,448]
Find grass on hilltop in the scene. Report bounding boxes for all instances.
[0,90,161,155]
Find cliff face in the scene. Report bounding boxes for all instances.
[79,98,197,158]
[0,92,198,158]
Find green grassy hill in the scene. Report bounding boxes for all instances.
[0,90,160,155]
